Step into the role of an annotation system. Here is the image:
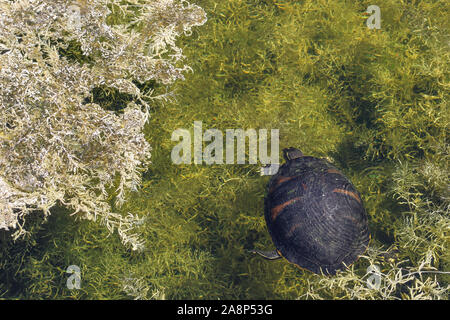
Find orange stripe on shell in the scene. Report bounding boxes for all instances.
[270,197,301,221]
[327,169,342,175]
[332,188,361,204]
[269,175,300,193]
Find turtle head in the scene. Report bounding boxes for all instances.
[283,147,303,161]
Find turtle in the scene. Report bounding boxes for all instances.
[253,147,370,275]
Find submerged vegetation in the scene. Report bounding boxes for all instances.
[0,0,449,299]
[0,0,207,249]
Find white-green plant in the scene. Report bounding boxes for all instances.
[0,0,207,250]
[299,246,449,300]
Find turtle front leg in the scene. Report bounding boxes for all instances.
[252,249,282,260]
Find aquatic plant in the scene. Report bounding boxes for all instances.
[0,0,206,249]
[0,0,448,300]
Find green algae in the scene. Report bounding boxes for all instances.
[0,0,448,299]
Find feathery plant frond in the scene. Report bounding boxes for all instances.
[0,0,207,250]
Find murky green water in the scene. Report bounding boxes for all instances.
[0,0,448,299]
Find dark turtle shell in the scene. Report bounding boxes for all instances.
[264,148,370,275]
